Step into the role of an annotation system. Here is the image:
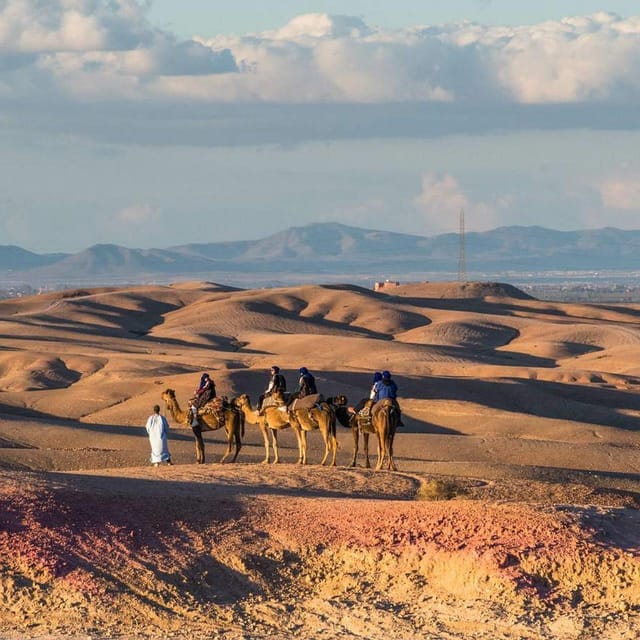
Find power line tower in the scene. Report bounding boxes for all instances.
[457,208,466,282]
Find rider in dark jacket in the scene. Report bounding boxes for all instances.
[355,371,382,413]
[258,365,287,412]
[373,370,398,401]
[296,367,317,398]
[194,373,216,407]
[190,372,216,425]
[372,370,403,425]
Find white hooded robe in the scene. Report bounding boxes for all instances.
[145,413,171,464]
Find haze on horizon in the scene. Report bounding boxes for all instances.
[1,1,640,253]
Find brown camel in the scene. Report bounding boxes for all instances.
[232,394,295,464]
[370,398,399,471]
[161,389,242,464]
[330,395,375,469]
[289,397,338,466]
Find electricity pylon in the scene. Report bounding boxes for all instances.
[458,208,466,282]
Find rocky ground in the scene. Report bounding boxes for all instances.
[1,465,638,640]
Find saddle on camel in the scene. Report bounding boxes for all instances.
[189,396,228,427]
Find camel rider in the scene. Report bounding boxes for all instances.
[372,370,404,426]
[191,373,216,424]
[296,367,317,398]
[258,365,287,413]
[354,371,382,415]
[369,371,383,401]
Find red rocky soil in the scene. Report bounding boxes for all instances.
[1,465,638,640]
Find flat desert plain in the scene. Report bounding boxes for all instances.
[0,280,639,640]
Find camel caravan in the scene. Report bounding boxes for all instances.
[160,367,401,471]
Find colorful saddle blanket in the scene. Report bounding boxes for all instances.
[198,397,226,426]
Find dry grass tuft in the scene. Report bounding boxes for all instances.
[418,477,467,501]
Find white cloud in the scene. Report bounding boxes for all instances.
[2,4,640,105]
[413,173,507,233]
[599,175,640,210]
[0,0,236,102]
[488,14,640,103]
[0,0,148,53]
[1,5,640,147]
[195,11,640,105]
[117,203,160,224]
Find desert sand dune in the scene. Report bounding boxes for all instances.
[0,280,639,639]
[390,281,534,300]
[397,317,520,349]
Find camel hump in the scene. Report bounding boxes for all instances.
[371,398,396,416]
[200,397,224,413]
[263,394,287,410]
[293,393,323,411]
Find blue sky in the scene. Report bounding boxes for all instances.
[1,1,640,252]
[148,1,639,35]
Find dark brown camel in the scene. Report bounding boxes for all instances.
[161,389,242,464]
[371,398,399,471]
[331,395,399,470]
[330,395,375,468]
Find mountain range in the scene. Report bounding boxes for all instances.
[2,223,640,288]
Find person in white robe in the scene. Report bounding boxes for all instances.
[145,405,172,466]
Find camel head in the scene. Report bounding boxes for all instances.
[161,388,177,403]
[329,395,348,406]
[235,393,250,407]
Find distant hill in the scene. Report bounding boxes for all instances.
[25,244,219,279]
[2,223,640,287]
[0,245,66,271]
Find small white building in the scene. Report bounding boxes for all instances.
[374,279,400,291]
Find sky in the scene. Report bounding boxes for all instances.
[1,1,640,252]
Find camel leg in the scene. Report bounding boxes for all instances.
[388,441,397,471]
[350,425,359,468]
[259,423,270,464]
[319,426,330,466]
[375,431,385,470]
[382,435,391,471]
[388,428,397,471]
[299,430,308,465]
[323,420,337,467]
[329,418,337,467]
[219,421,241,464]
[329,431,337,467]
[363,433,371,469]
[291,424,304,464]
[193,427,205,464]
[271,429,281,464]
[220,429,232,463]
[231,423,242,463]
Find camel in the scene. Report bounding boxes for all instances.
[288,396,338,466]
[370,398,399,471]
[330,395,375,468]
[232,394,295,464]
[161,389,242,464]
